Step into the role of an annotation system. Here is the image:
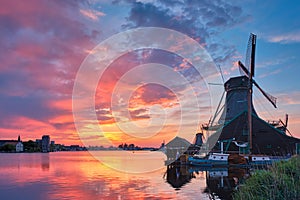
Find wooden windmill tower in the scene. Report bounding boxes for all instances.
[238,33,277,151]
[208,34,300,155]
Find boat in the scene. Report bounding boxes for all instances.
[188,153,229,167]
[189,136,292,167]
[249,155,291,165]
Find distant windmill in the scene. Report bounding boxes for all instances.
[237,33,277,150]
[279,114,293,137]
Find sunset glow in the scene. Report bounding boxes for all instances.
[1,0,300,147]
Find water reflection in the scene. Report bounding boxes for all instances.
[41,153,49,171]
[165,164,195,190]
[0,152,249,200]
[165,164,249,200]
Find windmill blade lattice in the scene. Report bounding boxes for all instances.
[239,33,255,76]
[253,81,277,108]
[237,33,277,109]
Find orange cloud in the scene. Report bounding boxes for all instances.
[129,84,178,109]
[48,99,73,111]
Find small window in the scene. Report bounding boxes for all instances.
[213,156,216,159]
[221,156,223,159]
[242,128,248,136]
[253,158,256,160]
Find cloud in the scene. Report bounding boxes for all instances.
[114,0,250,78]
[120,0,248,42]
[0,0,256,146]
[277,91,300,105]
[256,56,296,69]
[80,9,105,21]
[266,31,300,44]
[0,0,102,144]
[0,94,59,121]
[129,108,150,120]
[258,69,282,78]
[130,84,178,106]
[0,116,56,139]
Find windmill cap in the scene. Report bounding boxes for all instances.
[225,75,249,92]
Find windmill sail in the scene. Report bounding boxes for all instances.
[250,34,256,76]
[238,61,249,76]
[239,33,256,77]
[238,59,277,108]
[253,81,277,108]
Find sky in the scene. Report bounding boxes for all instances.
[1,0,300,147]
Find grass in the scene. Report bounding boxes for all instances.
[233,156,300,200]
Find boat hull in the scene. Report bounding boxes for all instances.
[188,157,228,167]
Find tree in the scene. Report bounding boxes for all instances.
[0,144,15,152]
[118,144,123,149]
[128,144,135,150]
[23,140,40,152]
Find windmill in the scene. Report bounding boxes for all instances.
[237,33,277,151]
[279,114,293,137]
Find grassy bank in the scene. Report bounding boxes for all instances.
[233,156,300,200]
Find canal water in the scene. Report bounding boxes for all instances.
[0,151,246,199]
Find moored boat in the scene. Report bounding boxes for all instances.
[249,155,291,165]
[188,153,229,167]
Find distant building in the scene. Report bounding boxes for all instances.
[70,145,80,151]
[36,139,42,146]
[42,135,50,153]
[0,135,23,152]
[165,136,191,164]
[16,135,23,152]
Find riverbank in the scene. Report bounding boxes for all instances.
[233,155,300,200]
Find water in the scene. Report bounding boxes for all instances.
[0,152,242,199]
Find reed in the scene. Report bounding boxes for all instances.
[233,156,300,200]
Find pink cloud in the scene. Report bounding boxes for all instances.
[80,9,105,21]
[277,91,300,105]
[0,0,101,144]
